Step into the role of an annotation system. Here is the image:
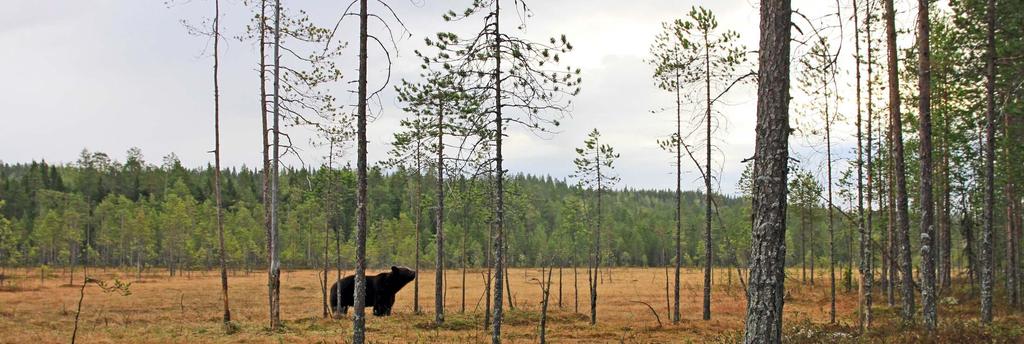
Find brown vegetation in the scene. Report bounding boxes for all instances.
[0,267,1019,343]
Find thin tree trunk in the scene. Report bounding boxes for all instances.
[826,90,836,324]
[461,178,468,314]
[539,266,552,344]
[703,35,714,321]
[1003,86,1020,308]
[212,0,231,324]
[743,0,791,341]
[268,0,282,330]
[414,133,422,314]
[435,102,446,325]
[573,249,578,313]
[916,0,937,330]
[863,0,875,326]
[673,72,682,325]
[491,2,506,341]
[980,0,997,323]
[884,0,915,322]
[590,138,603,325]
[484,197,492,330]
[323,141,335,318]
[352,0,369,341]
[854,0,867,323]
[257,0,273,322]
[886,124,896,306]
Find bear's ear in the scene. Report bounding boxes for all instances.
[391,266,399,273]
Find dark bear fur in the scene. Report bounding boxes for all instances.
[330,266,416,316]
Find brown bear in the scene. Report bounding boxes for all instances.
[330,266,416,316]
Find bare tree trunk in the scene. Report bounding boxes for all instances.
[212,0,231,324]
[352,0,369,341]
[573,248,578,313]
[558,264,563,308]
[826,91,836,324]
[484,201,492,329]
[916,0,937,330]
[461,179,469,314]
[673,72,683,325]
[854,0,867,326]
[435,103,446,325]
[886,127,896,306]
[268,0,282,330]
[490,2,506,342]
[939,87,953,290]
[1003,90,1020,308]
[414,134,422,314]
[743,0,791,341]
[256,0,273,321]
[323,141,335,318]
[862,0,876,327]
[883,0,915,322]
[703,36,714,320]
[980,0,997,323]
[590,138,603,326]
[539,266,553,344]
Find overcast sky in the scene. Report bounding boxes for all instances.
[0,0,921,195]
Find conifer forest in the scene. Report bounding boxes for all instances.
[0,0,1022,342]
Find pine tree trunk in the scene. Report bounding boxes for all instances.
[590,138,602,326]
[1003,91,1020,308]
[256,0,273,322]
[490,2,506,342]
[268,0,282,330]
[939,94,953,290]
[352,0,369,341]
[743,0,791,341]
[862,0,876,326]
[884,0,915,322]
[435,103,446,325]
[826,100,836,324]
[703,36,714,322]
[414,135,422,314]
[212,0,231,324]
[323,142,335,318]
[980,0,997,323]
[854,0,867,318]
[916,0,937,329]
[461,179,468,314]
[673,72,683,325]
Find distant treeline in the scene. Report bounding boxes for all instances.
[1,148,780,275]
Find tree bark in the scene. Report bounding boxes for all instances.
[591,137,602,326]
[435,102,446,325]
[268,0,282,330]
[826,87,836,324]
[490,2,506,342]
[352,0,369,341]
[883,0,915,322]
[212,0,231,324]
[862,0,875,327]
[673,72,683,325]
[980,0,997,324]
[414,133,422,314]
[916,0,937,330]
[854,0,867,328]
[742,0,791,341]
[703,32,714,322]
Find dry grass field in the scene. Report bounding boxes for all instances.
[0,267,1021,343]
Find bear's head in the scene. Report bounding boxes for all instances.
[387,266,416,288]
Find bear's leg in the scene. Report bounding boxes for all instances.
[382,294,395,316]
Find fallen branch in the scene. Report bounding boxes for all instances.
[630,300,663,327]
